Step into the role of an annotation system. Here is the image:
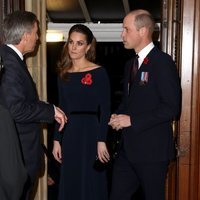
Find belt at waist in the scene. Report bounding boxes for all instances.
[70,111,98,115]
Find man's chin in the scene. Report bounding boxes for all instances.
[123,44,131,49]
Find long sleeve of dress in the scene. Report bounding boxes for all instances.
[97,68,111,141]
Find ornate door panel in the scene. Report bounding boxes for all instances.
[162,0,200,200]
[161,0,181,199]
[177,0,200,199]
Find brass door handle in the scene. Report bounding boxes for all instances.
[176,145,190,157]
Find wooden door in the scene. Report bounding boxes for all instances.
[162,0,200,199]
[177,0,200,199]
[161,0,181,198]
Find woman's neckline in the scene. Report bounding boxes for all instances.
[68,66,101,74]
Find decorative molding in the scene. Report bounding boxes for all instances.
[47,22,123,42]
[47,22,160,43]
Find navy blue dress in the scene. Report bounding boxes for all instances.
[54,67,110,200]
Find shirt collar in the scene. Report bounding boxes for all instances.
[6,44,24,61]
[137,42,154,68]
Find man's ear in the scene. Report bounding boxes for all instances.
[139,27,147,37]
[21,32,28,43]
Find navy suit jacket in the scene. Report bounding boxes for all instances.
[0,44,55,181]
[117,46,181,163]
[0,105,27,199]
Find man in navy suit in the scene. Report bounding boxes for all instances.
[109,9,181,200]
[0,58,27,199]
[0,104,27,200]
[0,11,67,199]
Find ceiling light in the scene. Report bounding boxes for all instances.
[46,31,64,42]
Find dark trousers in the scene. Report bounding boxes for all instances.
[110,150,169,200]
[20,173,38,200]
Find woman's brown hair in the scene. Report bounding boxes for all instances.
[57,24,96,80]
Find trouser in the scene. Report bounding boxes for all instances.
[110,150,169,200]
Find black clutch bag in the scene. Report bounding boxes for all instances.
[93,157,110,171]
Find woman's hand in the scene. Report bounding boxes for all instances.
[97,141,110,163]
[52,140,62,163]
[108,114,131,130]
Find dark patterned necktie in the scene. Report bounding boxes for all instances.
[129,54,139,84]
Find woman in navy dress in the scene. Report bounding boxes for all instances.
[53,24,110,200]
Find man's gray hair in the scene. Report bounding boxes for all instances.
[3,11,38,45]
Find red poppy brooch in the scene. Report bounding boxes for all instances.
[81,73,93,85]
[143,57,149,64]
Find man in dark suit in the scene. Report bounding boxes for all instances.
[109,9,181,200]
[0,104,27,200]
[0,58,27,199]
[0,11,67,199]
